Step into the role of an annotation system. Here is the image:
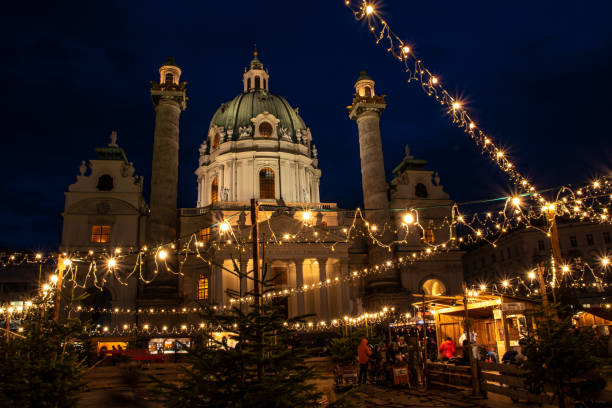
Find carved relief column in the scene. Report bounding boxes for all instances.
[295,259,305,316]
[318,258,329,320]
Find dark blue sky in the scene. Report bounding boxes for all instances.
[1,0,611,250]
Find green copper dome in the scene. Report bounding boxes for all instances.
[209,91,307,141]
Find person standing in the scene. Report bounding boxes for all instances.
[439,337,456,361]
[358,338,371,385]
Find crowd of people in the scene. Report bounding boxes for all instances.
[351,325,530,386]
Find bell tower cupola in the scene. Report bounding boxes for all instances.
[243,48,269,92]
[158,56,182,87]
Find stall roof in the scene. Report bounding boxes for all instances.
[412,293,540,318]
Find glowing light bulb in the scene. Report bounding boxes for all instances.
[562,265,570,273]
[502,280,509,287]
[512,196,521,207]
[35,253,42,260]
[431,76,438,84]
[123,324,128,330]
[283,234,290,240]
[50,275,58,284]
[158,250,168,260]
[365,4,374,14]
[371,224,377,231]
[403,213,415,224]
[452,101,461,110]
[528,271,536,280]
[219,221,231,233]
[480,284,486,291]
[42,284,50,291]
[302,211,312,221]
[496,151,504,158]
[103,326,108,332]
[114,248,121,254]
[107,258,117,268]
[143,324,149,330]
[402,45,410,54]
[63,258,72,267]
[469,122,475,129]
[603,257,610,267]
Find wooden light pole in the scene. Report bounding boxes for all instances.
[462,282,481,396]
[250,199,264,381]
[53,256,67,324]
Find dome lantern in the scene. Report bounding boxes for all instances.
[243,49,269,92]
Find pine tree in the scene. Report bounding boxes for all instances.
[0,297,87,408]
[154,263,322,408]
[522,304,606,408]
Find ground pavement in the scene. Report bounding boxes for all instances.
[336,385,556,408]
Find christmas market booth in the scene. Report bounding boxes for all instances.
[413,293,540,359]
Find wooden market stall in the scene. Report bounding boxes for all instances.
[413,293,540,359]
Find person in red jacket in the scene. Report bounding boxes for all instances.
[439,337,456,361]
[357,338,372,384]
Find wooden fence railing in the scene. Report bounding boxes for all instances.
[478,361,548,404]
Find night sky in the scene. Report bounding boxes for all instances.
[1,0,611,251]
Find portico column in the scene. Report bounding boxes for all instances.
[318,258,329,320]
[239,256,249,313]
[295,259,305,316]
[340,260,350,314]
[214,263,223,306]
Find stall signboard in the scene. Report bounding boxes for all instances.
[501,302,525,312]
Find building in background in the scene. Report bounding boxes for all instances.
[57,53,464,329]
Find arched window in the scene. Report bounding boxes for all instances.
[263,78,267,90]
[165,73,174,84]
[211,177,219,203]
[259,168,275,199]
[197,274,209,300]
[364,86,372,97]
[422,279,446,296]
[97,174,114,191]
[259,122,273,138]
[254,76,261,90]
[415,183,428,198]
[247,77,251,90]
[212,133,220,149]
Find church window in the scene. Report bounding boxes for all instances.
[271,265,287,286]
[212,133,220,149]
[97,174,114,191]
[165,73,174,84]
[259,122,273,138]
[422,278,446,296]
[254,76,261,90]
[364,86,372,97]
[423,228,435,244]
[197,274,209,300]
[415,183,428,198]
[263,78,267,90]
[259,168,275,199]
[91,225,111,243]
[199,227,211,243]
[211,177,219,203]
[247,77,251,90]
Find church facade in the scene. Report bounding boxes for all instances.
[60,54,463,328]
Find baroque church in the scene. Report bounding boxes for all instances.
[60,53,463,327]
